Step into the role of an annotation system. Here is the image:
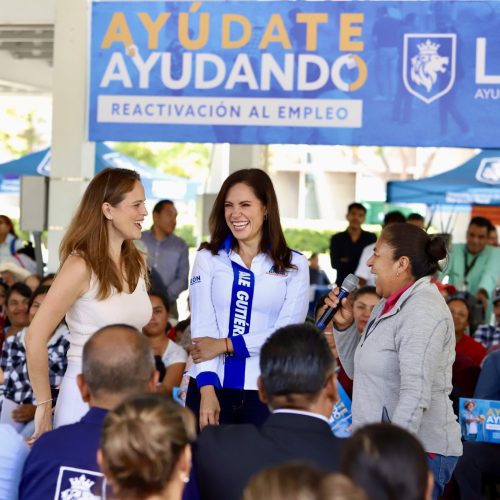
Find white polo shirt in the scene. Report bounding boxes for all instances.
[188,241,309,391]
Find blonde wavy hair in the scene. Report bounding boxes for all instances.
[100,393,195,498]
[59,168,146,299]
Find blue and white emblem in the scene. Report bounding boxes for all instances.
[54,467,104,499]
[36,149,51,176]
[403,34,457,104]
[476,158,500,185]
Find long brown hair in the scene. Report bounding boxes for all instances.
[0,215,17,237]
[202,169,294,271]
[59,168,146,299]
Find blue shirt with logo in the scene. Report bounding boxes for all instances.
[19,407,108,500]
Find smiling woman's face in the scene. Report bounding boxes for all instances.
[105,181,148,241]
[5,290,29,327]
[224,182,267,247]
[143,295,169,337]
[448,299,469,334]
[353,293,379,334]
[366,237,400,298]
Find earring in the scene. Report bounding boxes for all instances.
[179,473,189,483]
[264,213,268,221]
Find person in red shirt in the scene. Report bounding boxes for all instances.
[448,297,486,366]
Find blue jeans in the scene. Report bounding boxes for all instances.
[427,454,459,499]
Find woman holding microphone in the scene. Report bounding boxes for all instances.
[186,168,309,429]
[329,223,462,499]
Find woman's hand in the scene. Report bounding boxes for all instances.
[315,303,338,357]
[191,337,226,363]
[199,385,220,430]
[325,287,354,331]
[28,403,53,445]
[12,403,36,423]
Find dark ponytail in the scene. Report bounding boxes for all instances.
[426,237,447,268]
[383,223,448,280]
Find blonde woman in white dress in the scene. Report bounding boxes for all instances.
[26,168,152,441]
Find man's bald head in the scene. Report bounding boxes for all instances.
[82,324,155,399]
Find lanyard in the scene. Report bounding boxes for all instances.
[463,247,479,279]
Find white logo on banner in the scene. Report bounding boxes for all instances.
[476,158,500,185]
[403,34,457,104]
[36,149,51,176]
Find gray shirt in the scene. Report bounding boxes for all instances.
[141,230,189,301]
[335,276,462,457]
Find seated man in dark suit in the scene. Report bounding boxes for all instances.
[19,324,158,500]
[194,322,344,500]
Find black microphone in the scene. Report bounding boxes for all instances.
[315,274,359,330]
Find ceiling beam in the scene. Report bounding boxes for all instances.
[0,0,55,24]
[0,50,52,92]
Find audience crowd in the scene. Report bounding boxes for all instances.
[0,204,498,500]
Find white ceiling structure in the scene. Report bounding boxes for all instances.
[0,0,54,94]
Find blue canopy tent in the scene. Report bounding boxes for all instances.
[386,150,500,207]
[0,143,200,201]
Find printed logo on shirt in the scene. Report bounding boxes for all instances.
[267,265,288,277]
[55,467,105,500]
[190,275,201,285]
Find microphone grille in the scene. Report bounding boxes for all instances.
[342,274,359,292]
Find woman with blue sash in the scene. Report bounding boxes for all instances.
[186,169,309,429]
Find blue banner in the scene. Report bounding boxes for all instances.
[89,1,500,147]
[330,382,352,438]
[460,398,500,444]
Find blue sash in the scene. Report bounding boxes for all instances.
[223,260,255,389]
[9,236,18,255]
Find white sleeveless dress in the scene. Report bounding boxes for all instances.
[53,274,152,427]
